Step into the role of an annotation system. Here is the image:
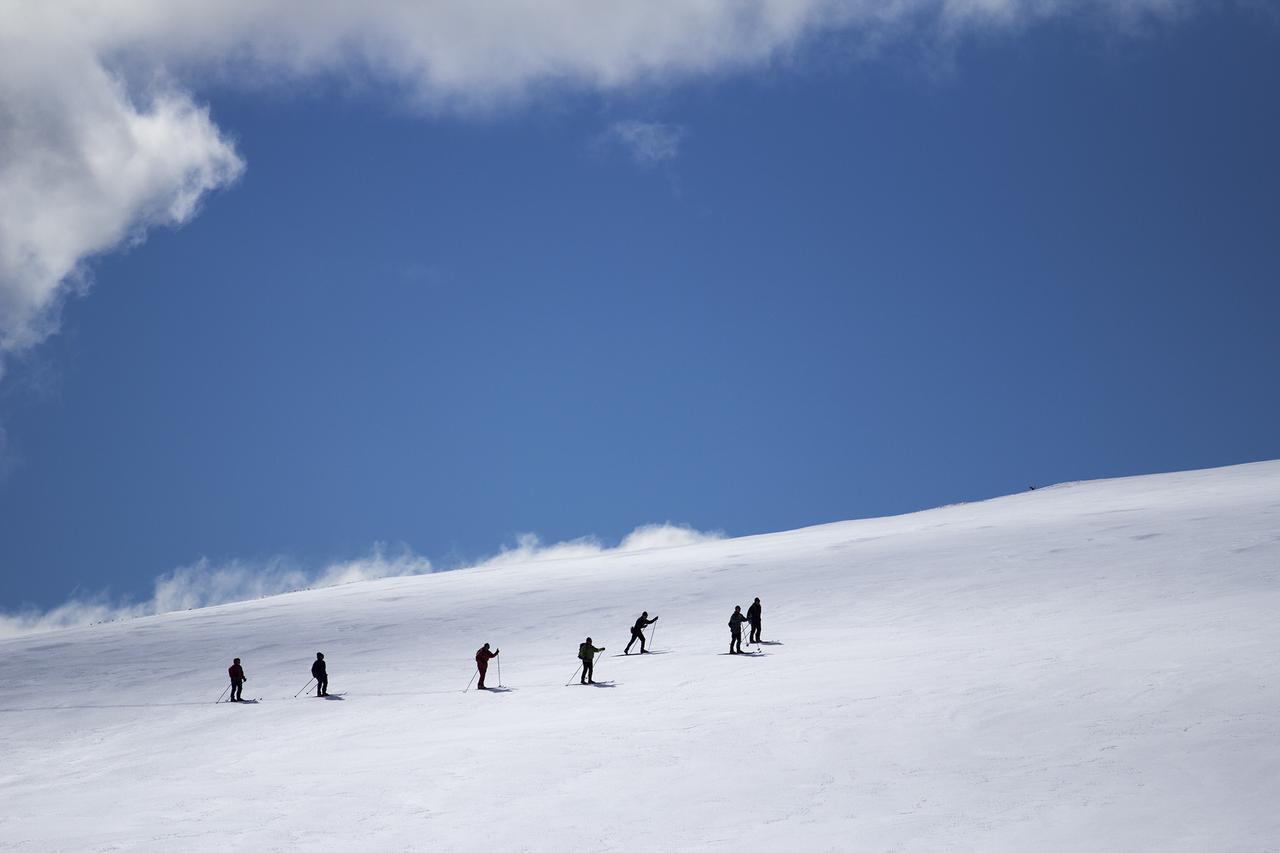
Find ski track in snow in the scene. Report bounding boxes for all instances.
[2,462,1280,850]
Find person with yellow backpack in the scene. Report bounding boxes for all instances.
[577,638,605,684]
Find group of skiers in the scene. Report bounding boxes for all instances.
[224,599,764,698]
[223,651,328,702]
[729,597,763,654]
[570,610,661,685]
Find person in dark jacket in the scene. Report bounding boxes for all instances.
[228,658,246,702]
[624,611,659,655]
[475,643,500,689]
[747,597,762,644]
[311,652,328,697]
[728,606,748,654]
[578,638,605,684]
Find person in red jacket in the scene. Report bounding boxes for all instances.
[475,643,499,689]
[227,658,246,702]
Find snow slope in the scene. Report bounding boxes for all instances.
[2,462,1279,851]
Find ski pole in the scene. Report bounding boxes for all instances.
[216,683,231,704]
[463,670,477,693]
[648,622,658,652]
[497,654,503,688]
[294,678,315,698]
[565,664,582,686]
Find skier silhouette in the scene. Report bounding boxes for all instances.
[624,612,659,655]
[578,638,605,684]
[227,658,246,702]
[311,652,328,697]
[747,597,762,644]
[475,643,499,689]
[728,606,748,654]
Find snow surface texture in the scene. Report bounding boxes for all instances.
[2,462,1279,851]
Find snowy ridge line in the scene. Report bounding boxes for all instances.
[0,523,722,638]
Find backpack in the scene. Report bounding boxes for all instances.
[579,643,593,661]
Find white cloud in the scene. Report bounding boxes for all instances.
[0,0,1202,370]
[0,36,243,373]
[599,121,686,164]
[0,544,431,637]
[0,524,722,636]
[468,522,724,569]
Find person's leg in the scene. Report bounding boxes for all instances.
[625,633,636,654]
[639,631,647,653]
[585,661,594,683]
[477,665,486,689]
[234,680,243,701]
[580,661,588,684]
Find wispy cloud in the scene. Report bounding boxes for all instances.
[0,544,431,638]
[0,0,1207,373]
[597,120,686,165]
[466,522,723,569]
[0,523,722,637]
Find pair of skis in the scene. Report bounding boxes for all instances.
[215,693,347,704]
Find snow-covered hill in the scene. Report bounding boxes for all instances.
[3,462,1279,851]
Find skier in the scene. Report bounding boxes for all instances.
[578,637,605,684]
[475,643,500,690]
[624,611,659,655]
[728,605,748,654]
[747,597,763,644]
[227,657,246,702]
[311,652,329,697]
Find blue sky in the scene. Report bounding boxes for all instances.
[1,4,1278,617]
